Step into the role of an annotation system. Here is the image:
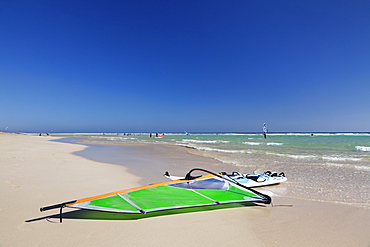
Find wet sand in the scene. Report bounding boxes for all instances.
[1,133,369,246]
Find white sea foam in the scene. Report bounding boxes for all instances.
[323,163,370,171]
[354,165,370,171]
[97,136,137,141]
[177,143,249,154]
[267,132,370,137]
[322,156,362,161]
[267,152,363,161]
[268,133,311,136]
[266,152,318,159]
[334,133,370,136]
[181,139,230,144]
[324,163,346,168]
[198,147,245,153]
[194,147,249,153]
[267,142,283,146]
[243,142,261,145]
[182,139,216,144]
[356,146,370,152]
[315,132,370,137]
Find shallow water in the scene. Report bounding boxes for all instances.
[54,132,370,209]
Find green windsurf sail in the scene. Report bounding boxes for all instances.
[40,168,271,222]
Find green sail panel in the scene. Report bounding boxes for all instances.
[72,179,264,213]
[88,195,139,212]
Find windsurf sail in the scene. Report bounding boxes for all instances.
[40,168,271,222]
[263,123,268,133]
[263,123,268,138]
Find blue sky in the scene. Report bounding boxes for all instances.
[1,1,369,133]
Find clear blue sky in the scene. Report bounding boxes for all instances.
[1,1,369,133]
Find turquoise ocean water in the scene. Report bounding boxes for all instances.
[90,132,370,166]
[59,132,370,209]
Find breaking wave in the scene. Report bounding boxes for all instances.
[243,142,261,145]
[177,144,248,153]
[266,152,318,159]
[356,146,370,152]
[322,156,362,161]
[181,139,230,144]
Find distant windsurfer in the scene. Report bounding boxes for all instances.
[263,123,268,139]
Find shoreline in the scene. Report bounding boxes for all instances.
[1,133,370,246]
[68,136,370,210]
[66,136,370,246]
[67,136,370,246]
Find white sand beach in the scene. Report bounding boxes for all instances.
[1,133,369,246]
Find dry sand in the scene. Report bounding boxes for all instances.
[1,133,369,246]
